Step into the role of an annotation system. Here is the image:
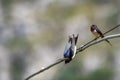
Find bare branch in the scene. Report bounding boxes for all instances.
[77,33,120,52]
[25,34,120,80]
[25,58,68,80]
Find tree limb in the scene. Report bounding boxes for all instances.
[25,34,120,80]
[77,33,120,52]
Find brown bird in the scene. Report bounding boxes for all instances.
[90,24,112,46]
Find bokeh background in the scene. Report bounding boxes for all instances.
[0,0,120,80]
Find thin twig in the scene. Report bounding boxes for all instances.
[103,24,120,35]
[77,34,120,53]
[25,34,120,80]
[78,24,120,51]
[25,58,68,80]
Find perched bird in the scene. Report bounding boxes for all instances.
[90,24,112,46]
[64,34,79,64]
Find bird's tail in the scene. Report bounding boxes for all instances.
[65,58,71,64]
[105,39,112,46]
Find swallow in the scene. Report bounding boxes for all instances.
[90,24,112,46]
[64,34,79,64]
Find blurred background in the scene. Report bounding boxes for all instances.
[0,0,120,80]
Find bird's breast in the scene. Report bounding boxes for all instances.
[92,29,101,37]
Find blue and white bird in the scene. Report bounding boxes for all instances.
[64,34,79,64]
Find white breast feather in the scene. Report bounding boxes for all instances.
[72,46,76,59]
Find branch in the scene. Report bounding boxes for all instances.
[76,33,120,52]
[25,58,68,80]
[25,34,120,80]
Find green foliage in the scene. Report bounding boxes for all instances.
[54,59,83,80]
[46,4,77,21]
[81,67,113,80]
[1,0,13,7]
[54,65,113,80]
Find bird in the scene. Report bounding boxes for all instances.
[64,34,79,64]
[90,24,112,46]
